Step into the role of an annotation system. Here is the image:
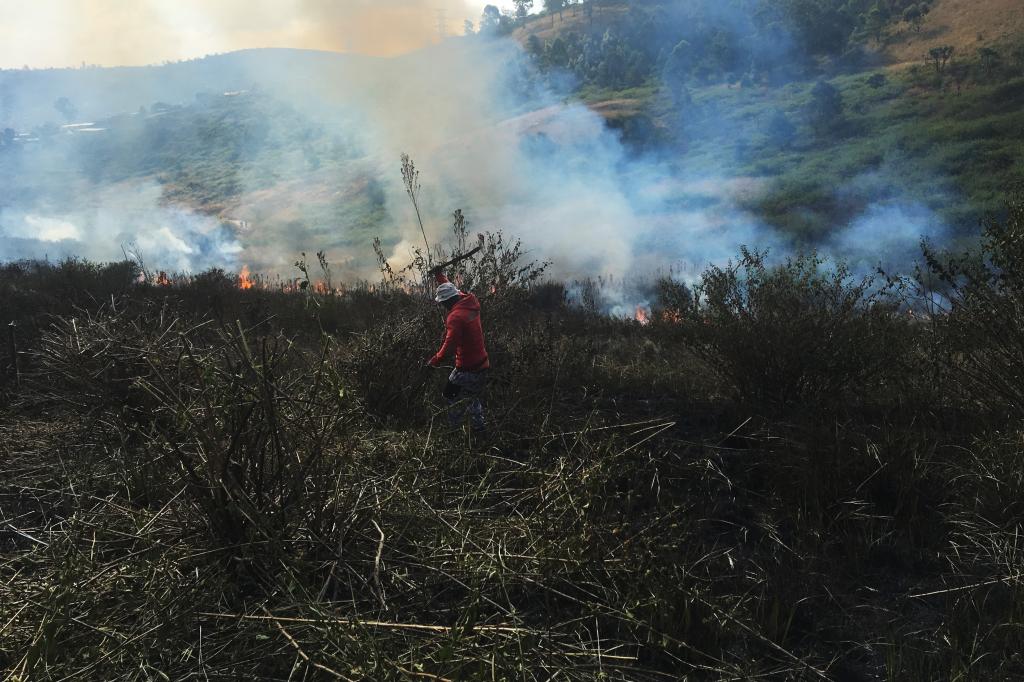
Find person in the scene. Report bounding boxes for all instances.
[426,270,490,432]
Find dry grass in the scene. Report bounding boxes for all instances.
[512,4,631,45]
[2,214,1024,678]
[884,0,1024,64]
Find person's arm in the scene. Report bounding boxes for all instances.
[428,316,461,366]
[434,271,449,284]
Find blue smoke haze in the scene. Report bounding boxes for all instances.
[0,24,955,299]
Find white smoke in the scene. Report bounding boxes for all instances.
[0,32,954,294]
[0,182,241,271]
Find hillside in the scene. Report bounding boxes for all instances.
[513,2,630,44]
[511,0,1024,242]
[0,49,377,129]
[883,0,1024,63]
[2,1,1024,275]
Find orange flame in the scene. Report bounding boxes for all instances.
[239,265,254,290]
[661,309,682,324]
[156,271,172,287]
[635,305,650,325]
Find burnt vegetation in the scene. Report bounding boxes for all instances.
[2,199,1023,679]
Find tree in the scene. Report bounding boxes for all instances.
[765,109,796,148]
[527,34,544,58]
[1,127,15,147]
[903,4,927,33]
[663,40,693,88]
[977,47,1002,80]
[54,96,77,122]
[928,45,954,75]
[480,5,501,34]
[544,0,565,25]
[866,72,887,88]
[863,4,888,44]
[498,9,516,35]
[1012,44,1024,74]
[512,0,533,20]
[806,80,843,134]
[547,36,568,65]
[464,19,475,36]
[705,30,737,79]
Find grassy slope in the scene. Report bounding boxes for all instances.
[0,91,392,264]
[4,1,1020,263]
[685,72,1024,238]
[513,4,629,44]
[883,0,1024,64]
[529,0,1024,239]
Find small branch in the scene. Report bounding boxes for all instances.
[264,606,353,681]
[198,612,534,634]
[372,520,387,608]
[909,575,1021,599]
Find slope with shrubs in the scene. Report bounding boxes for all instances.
[516,0,1024,238]
[2,200,1023,679]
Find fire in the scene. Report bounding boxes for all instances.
[661,309,683,324]
[635,305,650,325]
[155,271,172,287]
[238,265,254,290]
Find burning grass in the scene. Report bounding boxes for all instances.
[2,203,1024,678]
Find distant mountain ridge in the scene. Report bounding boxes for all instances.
[0,48,378,131]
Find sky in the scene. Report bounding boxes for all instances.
[0,0,517,69]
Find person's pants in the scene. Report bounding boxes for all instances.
[443,368,487,431]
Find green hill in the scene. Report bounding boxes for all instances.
[2,2,1023,271]
[516,0,1024,238]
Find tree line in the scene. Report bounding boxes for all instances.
[473,0,937,91]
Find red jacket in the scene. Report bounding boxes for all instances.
[431,274,490,371]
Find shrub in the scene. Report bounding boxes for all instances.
[806,80,844,134]
[923,195,1024,420]
[763,109,797,149]
[685,248,908,409]
[34,304,361,565]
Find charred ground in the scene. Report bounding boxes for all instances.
[1,202,1023,679]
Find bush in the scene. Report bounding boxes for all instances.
[806,80,844,134]
[35,304,361,564]
[923,195,1024,420]
[685,248,908,409]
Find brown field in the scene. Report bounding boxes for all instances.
[513,4,631,44]
[884,0,1024,63]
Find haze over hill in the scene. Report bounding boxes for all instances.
[1,0,1022,284]
[0,0,507,69]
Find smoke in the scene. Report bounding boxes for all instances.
[0,0,482,68]
[829,201,950,275]
[290,39,787,282]
[0,4,959,304]
[0,182,241,271]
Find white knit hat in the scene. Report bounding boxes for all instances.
[435,282,461,302]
